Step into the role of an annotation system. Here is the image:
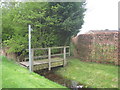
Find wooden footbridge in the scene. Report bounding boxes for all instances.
[19,46,70,71]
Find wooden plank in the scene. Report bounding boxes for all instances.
[48,48,51,70]
[32,55,48,59]
[24,58,65,66]
[33,63,48,71]
[20,62,29,67]
[51,61,63,68]
[26,46,69,51]
[30,49,34,71]
[25,55,48,60]
[26,48,48,51]
[51,59,63,62]
[22,46,69,71]
[32,49,34,70]
[51,46,69,49]
[34,61,48,65]
[51,53,63,56]
[33,61,63,71]
[33,48,48,50]
[25,53,69,60]
[20,57,64,71]
[69,48,70,56]
[66,46,70,48]
[20,60,48,67]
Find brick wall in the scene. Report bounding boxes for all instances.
[0,47,17,61]
[72,31,119,65]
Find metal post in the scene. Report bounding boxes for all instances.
[63,46,66,66]
[28,25,33,72]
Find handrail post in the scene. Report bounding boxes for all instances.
[63,46,66,66]
[32,49,34,71]
[69,47,70,56]
[48,47,51,70]
[29,49,33,72]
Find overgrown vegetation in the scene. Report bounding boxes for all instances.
[1,56,67,88]
[72,33,119,65]
[0,57,2,89]
[55,58,118,88]
[2,2,86,54]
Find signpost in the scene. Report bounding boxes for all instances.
[28,25,33,72]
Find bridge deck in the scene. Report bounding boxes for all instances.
[20,57,64,71]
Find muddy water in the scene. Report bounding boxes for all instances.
[35,67,89,90]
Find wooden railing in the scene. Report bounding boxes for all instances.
[25,46,70,71]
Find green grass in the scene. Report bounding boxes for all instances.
[55,58,118,88]
[1,56,67,88]
[0,57,2,89]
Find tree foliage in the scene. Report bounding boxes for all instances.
[2,2,86,53]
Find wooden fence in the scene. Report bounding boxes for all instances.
[20,46,70,71]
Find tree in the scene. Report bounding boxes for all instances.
[2,2,86,54]
[48,2,86,45]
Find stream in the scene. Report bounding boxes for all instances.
[35,67,91,90]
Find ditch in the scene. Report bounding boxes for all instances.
[35,66,91,90]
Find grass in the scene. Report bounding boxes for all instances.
[1,56,67,88]
[55,58,118,88]
[0,57,2,89]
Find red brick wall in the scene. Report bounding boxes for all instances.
[72,31,119,65]
[0,47,17,61]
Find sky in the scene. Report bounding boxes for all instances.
[78,0,119,34]
[1,0,119,34]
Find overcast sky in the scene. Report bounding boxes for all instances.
[78,0,119,34]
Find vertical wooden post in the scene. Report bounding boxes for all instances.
[48,48,51,70]
[31,49,34,71]
[63,46,66,66]
[69,47,70,56]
